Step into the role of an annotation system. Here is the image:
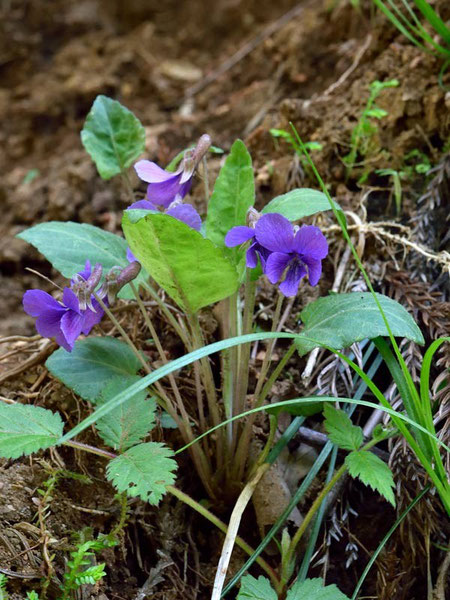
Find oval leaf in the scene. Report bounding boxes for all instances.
[81,95,145,179]
[0,404,63,458]
[205,139,255,257]
[17,221,146,299]
[261,188,341,221]
[123,211,239,313]
[106,442,177,504]
[46,337,143,402]
[295,292,424,356]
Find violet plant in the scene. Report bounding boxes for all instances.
[3,95,448,599]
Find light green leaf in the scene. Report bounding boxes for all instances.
[345,450,396,506]
[106,442,177,504]
[96,377,156,452]
[0,404,63,458]
[296,292,424,356]
[46,337,143,402]
[17,221,146,299]
[324,405,363,451]
[81,95,145,179]
[205,139,255,257]
[287,578,351,600]
[123,212,239,313]
[237,575,277,600]
[261,188,341,221]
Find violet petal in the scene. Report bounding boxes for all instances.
[134,160,175,183]
[224,226,255,247]
[279,262,307,297]
[166,203,202,231]
[35,309,65,338]
[63,288,81,313]
[302,256,322,286]
[127,199,158,211]
[255,213,295,253]
[146,174,184,208]
[81,301,105,335]
[126,247,137,263]
[265,252,291,284]
[23,290,63,317]
[246,242,258,268]
[60,310,85,348]
[293,225,328,260]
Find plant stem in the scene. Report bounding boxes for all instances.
[142,281,191,348]
[233,293,284,481]
[167,484,279,589]
[94,293,214,495]
[280,463,347,589]
[110,492,129,538]
[187,310,224,467]
[233,275,257,442]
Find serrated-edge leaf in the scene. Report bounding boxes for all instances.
[46,337,142,402]
[287,578,351,600]
[324,404,363,451]
[205,139,255,255]
[0,404,63,459]
[123,212,239,312]
[96,376,156,452]
[106,442,177,504]
[345,450,396,506]
[237,575,277,600]
[261,188,341,221]
[81,95,145,179]
[296,292,424,356]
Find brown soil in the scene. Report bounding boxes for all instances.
[1,0,449,598]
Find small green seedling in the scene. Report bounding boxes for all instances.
[343,79,399,178]
[270,128,323,174]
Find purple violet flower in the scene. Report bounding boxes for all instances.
[134,134,211,208]
[224,226,270,269]
[127,197,202,233]
[23,286,104,352]
[255,213,328,297]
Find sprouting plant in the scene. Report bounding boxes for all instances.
[1,95,447,600]
[26,592,40,600]
[343,79,399,177]
[60,534,116,600]
[371,0,450,82]
[376,148,433,214]
[270,128,323,175]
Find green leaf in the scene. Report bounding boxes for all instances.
[96,377,156,452]
[324,404,363,451]
[46,337,143,402]
[261,188,341,221]
[205,139,255,257]
[81,95,145,179]
[345,450,396,506]
[0,404,63,458]
[17,221,146,299]
[237,575,277,600]
[287,578,350,600]
[123,211,239,312]
[295,292,424,356]
[106,442,177,504]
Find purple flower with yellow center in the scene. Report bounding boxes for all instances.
[255,213,328,297]
[134,134,211,208]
